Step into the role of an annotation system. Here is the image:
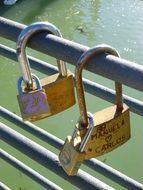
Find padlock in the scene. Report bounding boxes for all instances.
[74,44,131,160]
[16,21,75,119]
[59,112,94,176]
[17,74,50,121]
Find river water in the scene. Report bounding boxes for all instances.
[0,0,143,189]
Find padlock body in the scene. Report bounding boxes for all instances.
[78,104,130,159]
[17,89,50,122]
[41,71,75,116]
[59,136,85,176]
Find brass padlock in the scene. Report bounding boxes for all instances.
[16,22,75,119]
[59,112,94,176]
[17,74,50,121]
[75,44,131,160]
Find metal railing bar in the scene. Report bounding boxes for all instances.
[0,149,63,190]
[0,122,115,190]
[1,107,143,190]
[0,17,142,189]
[0,44,143,116]
[0,106,63,150]
[83,78,143,116]
[85,159,143,190]
[0,17,143,92]
[0,182,11,190]
[0,44,57,76]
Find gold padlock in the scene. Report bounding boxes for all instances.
[41,70,75,115]
[59,112,94,176]
[16,22,75,120]
[75,44,131,160]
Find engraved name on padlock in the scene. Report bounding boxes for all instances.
[59,112,94,176]
[17,22,75,119]
[75,44,131,160]
[17,74,50,121]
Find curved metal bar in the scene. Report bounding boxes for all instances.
[16,22,67,88]
[17,74,42,95]
[75,44,121,127]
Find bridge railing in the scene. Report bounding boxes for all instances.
[0,17,143,190]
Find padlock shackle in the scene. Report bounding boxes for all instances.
[16,22,67,89]
[17,74,42,95]
[75,44,123,128]
[79,112,94,152]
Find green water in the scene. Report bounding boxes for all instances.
[0,0,143,189]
